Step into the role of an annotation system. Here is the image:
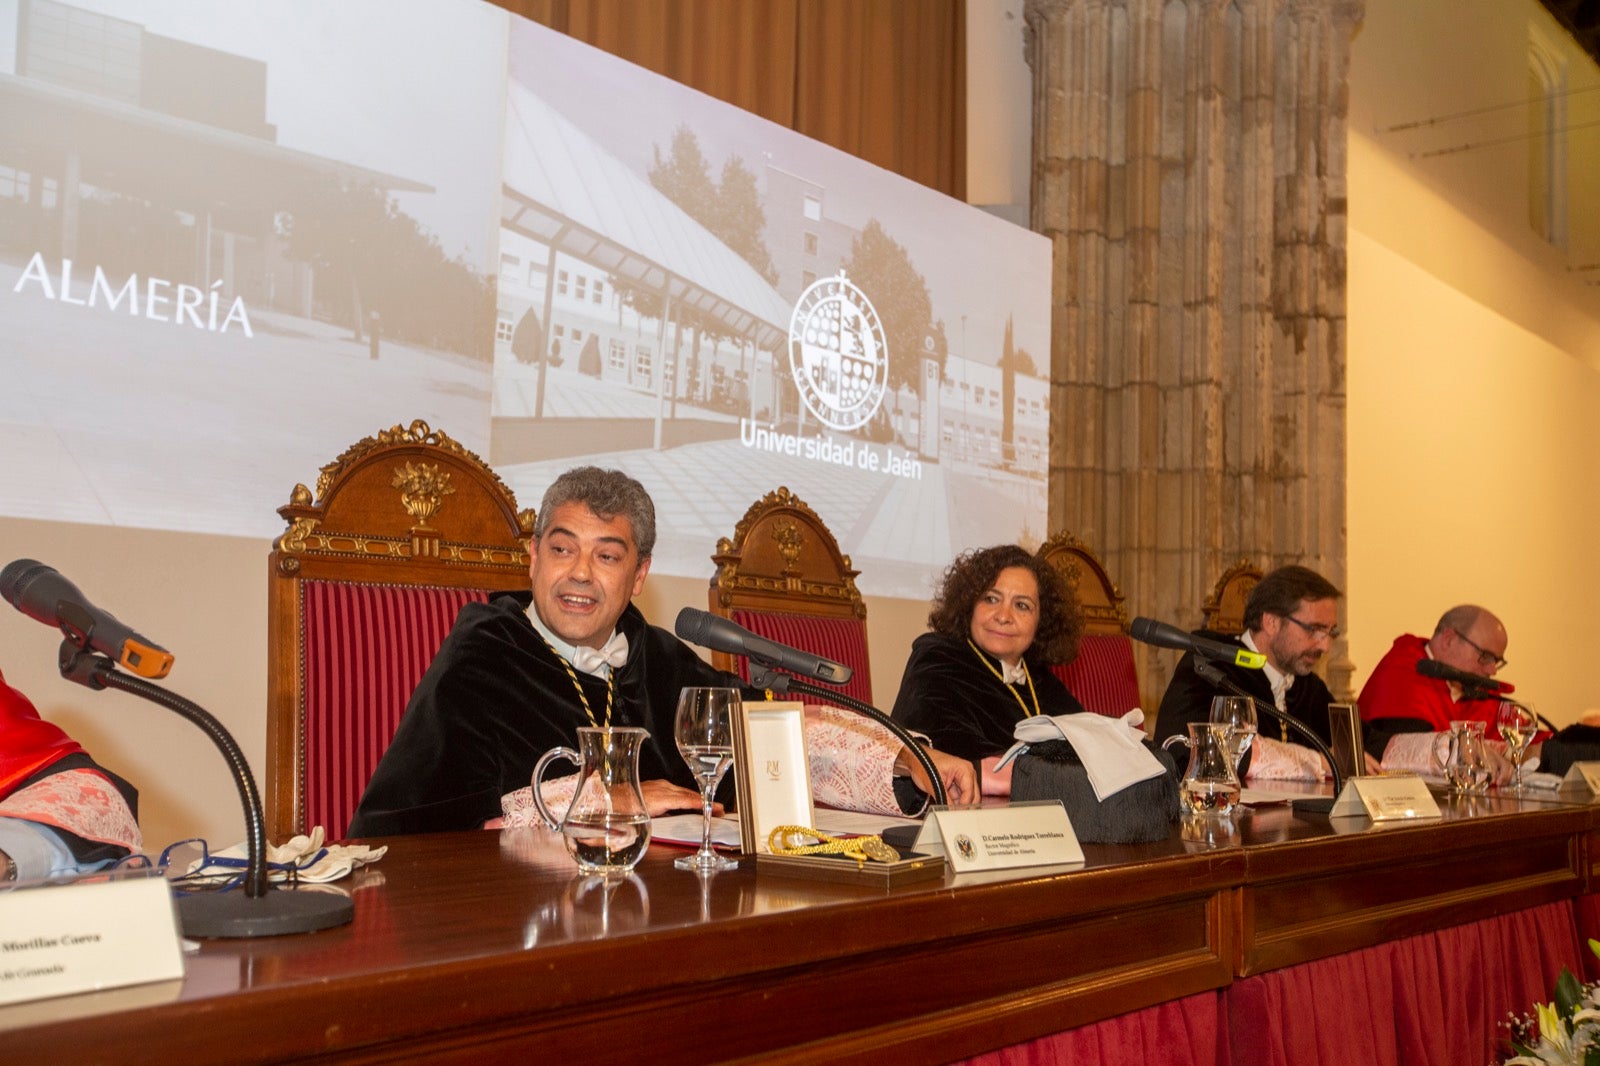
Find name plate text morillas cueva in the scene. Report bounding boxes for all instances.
[0,869,184,1008]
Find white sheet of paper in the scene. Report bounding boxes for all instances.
[651,814,743,848]
[651,810,919,850]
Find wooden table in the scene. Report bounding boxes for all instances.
[5,790,1598,1064]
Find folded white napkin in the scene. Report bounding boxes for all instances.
[996,709,1167,802]
[185,826,387,884]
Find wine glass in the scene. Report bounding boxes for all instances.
[1496,700,1537,793]
[674,687,740,872]
[1209,696,1257,778]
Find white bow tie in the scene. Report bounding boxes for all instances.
[1002,658,1028,686]
[570,632,629,676]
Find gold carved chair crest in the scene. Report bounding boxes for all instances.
[707,486,873,706]
[1201,559,1263,636]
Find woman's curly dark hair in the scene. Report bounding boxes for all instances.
[927,545,1084,665]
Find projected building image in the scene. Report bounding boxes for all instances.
[0,0,503,534]
[493,21,1051,596]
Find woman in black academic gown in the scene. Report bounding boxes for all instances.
[890,544,1086,797]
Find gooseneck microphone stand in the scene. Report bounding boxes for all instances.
[53,604,353,937]
[1191,659,1346,816]
[746,665,949,807]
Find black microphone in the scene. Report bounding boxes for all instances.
[1415,657,1511,694]
[1,559,174,679]
[674,607,852,685]
[1129,616,1266,670]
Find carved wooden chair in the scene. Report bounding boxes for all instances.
[267,420,534,841]
[707,487,873,709]
[1036,531,1142,717]
[1201,559,1263,636]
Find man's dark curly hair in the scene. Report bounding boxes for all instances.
[927,544,1084,665]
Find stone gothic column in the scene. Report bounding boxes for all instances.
[1026,0,1365,703]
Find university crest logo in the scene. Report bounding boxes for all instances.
[787,271,887,432]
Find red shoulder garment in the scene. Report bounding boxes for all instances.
[0,667,84,801]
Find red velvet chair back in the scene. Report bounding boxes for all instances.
[709,488,872,709]
[1051,634,1141,718]
[728,609,874,707]
[1037,530,1143,717]
[268,421,534,841]
[297,581,488,840]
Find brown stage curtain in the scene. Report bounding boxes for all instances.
[494,0,965,199]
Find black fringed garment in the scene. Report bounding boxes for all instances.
[348,592,742,838]
[1153,630,1335,755]
[889,632,1087,763]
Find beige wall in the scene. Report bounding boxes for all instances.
[965,0,1030,226]
[1346,223,1600,723]
[1,520,265,851]
[1345,0,1600,724]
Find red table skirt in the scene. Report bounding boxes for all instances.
[956,990,1228,1066]
[960,901,1581,1066]
[1575,893,1600,981]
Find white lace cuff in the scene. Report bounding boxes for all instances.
[1379,732,1438,775]
[1245,735,1330,781]
[803,706,909,816]
[500,773,577,828]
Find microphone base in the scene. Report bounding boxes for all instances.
[1290,796,1336,816]
[178,884,355,938]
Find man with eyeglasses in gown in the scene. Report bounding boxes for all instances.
[1154,565,1351,781]
[1357,605,1522,781]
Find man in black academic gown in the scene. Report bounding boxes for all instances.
[1154,565,1343,780]
[349,467,972,837]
